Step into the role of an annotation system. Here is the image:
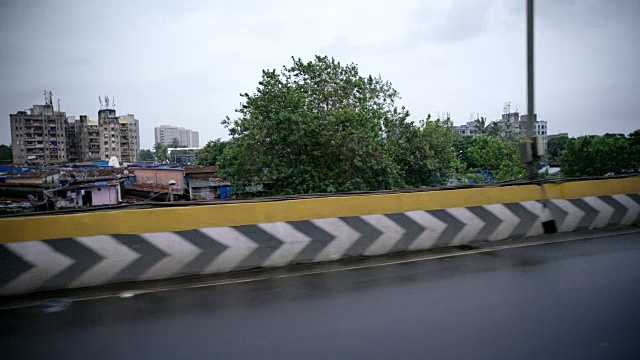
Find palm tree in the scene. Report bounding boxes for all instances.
[473,116,488,137]
[153,143,168,162]
[170,137,181,149]
[487,121,503,138]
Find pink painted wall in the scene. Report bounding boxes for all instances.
[133,168,185,194]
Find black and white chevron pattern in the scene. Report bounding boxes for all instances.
[2,195,639,296]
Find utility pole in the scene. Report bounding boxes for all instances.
[526,0,536,178]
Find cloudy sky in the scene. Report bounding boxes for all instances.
[1,0,638,149]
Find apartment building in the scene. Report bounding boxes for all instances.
[10,95,140,165]
[452,108,548,149]
[155,125,200,147]
[74,115,101,162]
[10,102,68,165]
[96,109,140,163]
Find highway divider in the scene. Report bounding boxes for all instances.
[1,177,639,296]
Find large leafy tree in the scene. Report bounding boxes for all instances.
[137,149,155,161]
[0,144,12,162]
[546,135,569,160]
[453,134,479,169]
[386,116,458,187]
[560,134,638,177]
[220,56,423,194]
[466,136,526,182]
[195,138,228,166]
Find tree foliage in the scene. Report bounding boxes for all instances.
[466,137,526,182]
[546,135,569,160]
[195,139,228,166]
[472,117,488,136]
[170,137,181,148]
[453,134,479,169]
[386,116,458,187]
[219,56,457,194]
[137,149,155,161]
[560,134,639,177]
[486,121,502,138]
[153,143,168,162]
[0,144,12,162]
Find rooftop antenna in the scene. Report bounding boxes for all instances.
[44,90,53,106]
[503,101,511,115]
[57,99,61,113]
[104,95,110,109]
[99,96,103,109]
[112,96,116,109]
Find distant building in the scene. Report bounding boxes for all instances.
[452,105,549,149]
[453,121,478,138]
[68,110,139,163]
[167,147,200,165]
[154,125,199,147]
[10,95,69,165]
[519,114,547,149]
[547,132,568,140]
[10,93,139,165]
[191,131,199,148]
[73,115,101,162]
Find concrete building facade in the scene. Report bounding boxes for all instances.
[154,125,199,147]
[10,103,68,165]
[452,108,548,149]
[10,96,140,165]
[73,115,101,162]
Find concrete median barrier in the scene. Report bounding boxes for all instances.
[1,177,639,296]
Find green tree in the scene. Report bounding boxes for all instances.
[546,135,569,160]
[169,137,181,148]
[0,144,12,162]
[628,129,640,147]
[137,149,155,161]
[486,121,502,138]
[560,135,637,177]
[195,138,228,166]
[386,116,458,187]
[472,116,488,137]
[453,134,479,169]
[466,136,526,182]
[220,55,409,195]
[153,143,168,162]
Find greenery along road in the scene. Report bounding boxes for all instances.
[137,56,640,194]
[196,56,529,195]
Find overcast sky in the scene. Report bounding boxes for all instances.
[1,0,638,149]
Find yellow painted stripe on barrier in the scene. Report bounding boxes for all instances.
[1,185,543,243]
[1,177,638,243]
[542,177,640,199]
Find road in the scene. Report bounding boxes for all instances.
[2,230,640,360]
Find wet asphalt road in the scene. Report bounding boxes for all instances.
[2,231,640,360]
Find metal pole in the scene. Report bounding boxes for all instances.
[526,0,536,178]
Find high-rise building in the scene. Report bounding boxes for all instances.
[10,95,69,165]
[74,115,101,162]
[191,131,199,148]
[154,125,199,147]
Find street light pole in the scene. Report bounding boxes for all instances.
[526,0,536,178]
